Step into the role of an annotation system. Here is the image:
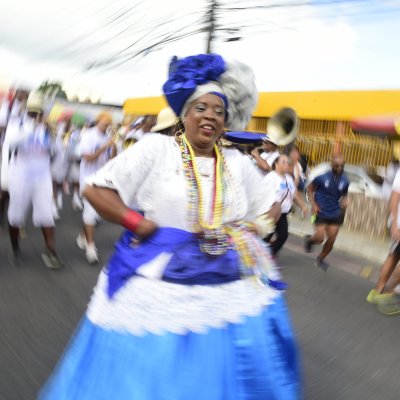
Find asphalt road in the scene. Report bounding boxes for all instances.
[0,201,399,400]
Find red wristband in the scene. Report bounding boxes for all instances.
[121,210,144,232]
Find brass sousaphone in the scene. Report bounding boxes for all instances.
[266,107,299,146]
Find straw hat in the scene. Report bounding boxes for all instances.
[262,135,279,146]
[151,107,177,132]
[26,91,45,113]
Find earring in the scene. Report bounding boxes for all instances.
[174,119,185,140]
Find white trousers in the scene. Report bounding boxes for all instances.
[68,162,80,183]
[8,172,55,227]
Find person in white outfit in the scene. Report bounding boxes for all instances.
[125,116,144,143]
[130,115,156,142]
[264,154,308,257]
[6,91,63,268]
[250,136,280,173]
[382,158,400,203]
[76,111,116,264]
[0,89,28,223]
[66,123,85,210]
[51,120,71,219]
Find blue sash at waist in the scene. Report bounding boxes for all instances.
[107,227,241,298]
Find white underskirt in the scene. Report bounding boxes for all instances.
[87,271,279,336]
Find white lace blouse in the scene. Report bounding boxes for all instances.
[87,134,275,230]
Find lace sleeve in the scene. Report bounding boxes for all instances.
[242,156,276,219]
[86,134,165,205]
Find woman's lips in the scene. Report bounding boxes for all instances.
[199,125,215,135]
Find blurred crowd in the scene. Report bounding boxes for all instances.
[1,86,400,316]
[0,88,178,267]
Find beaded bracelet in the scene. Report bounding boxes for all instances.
[121,210,144,232]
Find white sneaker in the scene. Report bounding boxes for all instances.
[85,243,99,264]
[56,192,63,210]
[76,233,87,250]
[52,202,60,220]
[72,194,83,211]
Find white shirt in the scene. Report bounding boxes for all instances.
[260,150,280,168]
[125,128,137,140]
[87,134,276,232]
[7,118,52,177]
[383,162,399,201]
[264,171,296,213]
[77,126,112,182]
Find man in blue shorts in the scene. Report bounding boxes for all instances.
[304,155,349,270]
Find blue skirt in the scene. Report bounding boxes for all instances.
[39,293,300,400]
[39,227,301,399]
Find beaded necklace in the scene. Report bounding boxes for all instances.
[178,133,229,255]
[178,133,287,289]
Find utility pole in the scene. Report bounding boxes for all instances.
[206,0,217,53]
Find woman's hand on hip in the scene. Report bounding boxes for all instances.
[134,218,158,239]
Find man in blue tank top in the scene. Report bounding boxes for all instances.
[304,155,349,270]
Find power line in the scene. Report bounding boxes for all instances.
[86,19,208,71]
[24,0,400,75]
[87,27,208,74]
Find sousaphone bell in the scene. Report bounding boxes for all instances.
[223,107,299,147]
[266,107,298,146]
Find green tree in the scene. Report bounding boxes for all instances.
[37,80,68,100]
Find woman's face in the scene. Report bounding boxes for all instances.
[183,93,226,153]
[275,155,290,174]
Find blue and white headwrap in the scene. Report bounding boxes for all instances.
[163,54,258,131]
[180,81,228,121]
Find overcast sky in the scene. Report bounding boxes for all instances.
[0,0,399,104]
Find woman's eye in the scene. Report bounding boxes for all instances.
[195,105,206,112]
[215,108,224,116]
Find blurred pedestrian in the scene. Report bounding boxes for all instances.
[76,111,116,264]
[382,157,399,203]
[66,122,86,211]
[251,135,280,173]
[367,168,400,315]
[304,155,349,270]
[0,89,28,222]
[51,120,71,219]
[6,91,62,268]
[265,154,308,256]
[130,115,156,142]
[288,145,306,192]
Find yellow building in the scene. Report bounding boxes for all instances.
[123,90,400,166]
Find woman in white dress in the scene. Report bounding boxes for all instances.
[40,54,301,399]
